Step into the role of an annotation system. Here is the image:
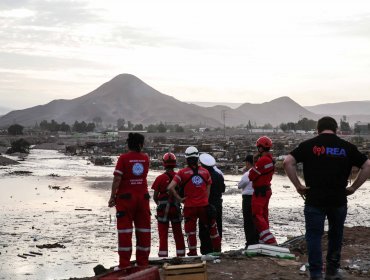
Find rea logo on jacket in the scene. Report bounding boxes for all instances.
[312,146,347,157]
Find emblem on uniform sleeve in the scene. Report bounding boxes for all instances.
[132,163,144,176]
[192,175,204,186]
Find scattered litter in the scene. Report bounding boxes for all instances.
[23,253,36,257]
[75,208,92,211]
[245,244,296,259]
[8,171,32,175]
[201,254,219,261]
[36,243,66,249]
[48,185,71,191]
[30,251,43,256]
[17,254,27,259]
[48,173,60,177]
[299,264,306,272]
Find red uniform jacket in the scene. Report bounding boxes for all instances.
[114,151,149,194]
[248,153,274,188]
[172,166,212,207]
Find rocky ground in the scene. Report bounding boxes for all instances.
[73,226,370,280]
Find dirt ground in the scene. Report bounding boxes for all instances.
[75,226,370,280]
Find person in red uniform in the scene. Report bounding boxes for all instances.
[167,146,221,256]
[248,136,277,245]
[151,152,186,258]
[108,133,151,269]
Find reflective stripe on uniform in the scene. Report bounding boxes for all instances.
[176,249,185,255]
[137,246,150,251]
[186,231,196,235]
[188,246,197,250]
[252,167,261,175]
[210,233,220,239]
[114,169,123,175]
[136,228,151,233]
[118,228,133,233]
[261,234,274,243]
[158,251,168,256]
[118,247,132,251]
[264,163,274,169]
[259,229,270,237]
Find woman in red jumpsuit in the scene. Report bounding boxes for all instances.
[108,133,151,269]
[152,152,185,257]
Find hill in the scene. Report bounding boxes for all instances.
[305,101,370,115]
[5,74,370,128]
[0,74,222,127]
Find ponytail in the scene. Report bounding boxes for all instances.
[127,133,145,152]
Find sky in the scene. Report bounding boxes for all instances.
[1,0,370,110]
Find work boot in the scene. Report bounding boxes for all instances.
[324,270,343,280]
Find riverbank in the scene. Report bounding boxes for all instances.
[0,149,369,280]
[73,226,370,279]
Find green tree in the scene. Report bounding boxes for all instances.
[86,122,95,132]
[147,124,157,133]
[133,124,143,130]
[127,121,133,130]
[6,138,30,154]
[8,124,24,135]
[280,123,288,132]
[157,122,167,133]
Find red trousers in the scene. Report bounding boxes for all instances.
[157,204,185,257]
[251,189,277,244]
[183,206,221,256]
[116,192,151,268]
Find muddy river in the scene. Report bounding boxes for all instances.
[0,149,369,280]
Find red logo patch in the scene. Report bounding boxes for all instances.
[313,146,325,156]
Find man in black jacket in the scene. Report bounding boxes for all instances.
[284,116,370,280]
[198,153,226,255]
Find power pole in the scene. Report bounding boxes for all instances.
[221,110,227,138]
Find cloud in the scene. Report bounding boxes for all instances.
[109,25,208,49]
[0,52,104,70]
[0,0,30,9]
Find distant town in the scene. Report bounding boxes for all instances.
[1,117,369,174]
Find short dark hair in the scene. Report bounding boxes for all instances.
[317,116,338,133]
[127,133,145,152]
[244,155,254,165]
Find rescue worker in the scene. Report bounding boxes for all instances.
[248,136,277,245]
[284,116,370,280]
[108,133,151,269]
[198,153,225,255]
[151,152,186,258]
[238,154,259,248]
[167,146,221,256]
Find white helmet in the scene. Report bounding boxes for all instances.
[199,153,216,167]
[185,146,199,158]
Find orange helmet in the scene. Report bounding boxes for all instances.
[163,152,177,167]
[256,136,272,149]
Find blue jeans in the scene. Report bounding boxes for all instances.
[304,205,347,278]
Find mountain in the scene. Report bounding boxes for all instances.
[305,101,370,115]
[212,97,317,126]
[0,74,222,127]
[0,106,12,116]
[4,74,368,128]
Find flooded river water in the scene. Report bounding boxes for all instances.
[0,149,369,280]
